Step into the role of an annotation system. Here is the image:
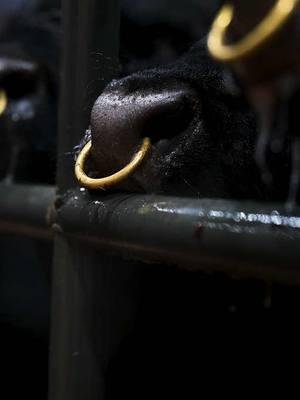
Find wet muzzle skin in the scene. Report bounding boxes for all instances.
[75,137,151,190]
[0,89,7,115]
[207,0,300,63]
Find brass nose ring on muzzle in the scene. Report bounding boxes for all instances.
[207,0,300,63]
[75,137,151,190]
[0,89,7,115]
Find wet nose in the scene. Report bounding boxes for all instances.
[90,81,196,176]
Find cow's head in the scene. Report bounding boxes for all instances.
[77,40,270,200]
[0,0,61,184]
[207,0,300,206]
[77,0,300,202]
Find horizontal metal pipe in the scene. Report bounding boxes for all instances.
[52,188,300,284]
[0,183,56,239]
[1,183,300,283]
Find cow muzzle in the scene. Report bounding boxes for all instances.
[75,82,196,191]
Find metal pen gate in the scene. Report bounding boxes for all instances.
[0,1,300,399]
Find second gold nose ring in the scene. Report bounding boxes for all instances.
[207,0,300,63]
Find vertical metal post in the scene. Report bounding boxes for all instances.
[49,1,120,399]
[56,0,120,189]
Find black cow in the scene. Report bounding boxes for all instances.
[0,0,60,184]
[81,2,300,203]
[82,41,264,200]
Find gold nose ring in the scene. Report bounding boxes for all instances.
[0,90,7,115]
[207,0,300,63]
[75,137,151,190]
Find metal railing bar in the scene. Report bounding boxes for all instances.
[51,189,300,283]
[1,183,300,283]
[0,183,55,238]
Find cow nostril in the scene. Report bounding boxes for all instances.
[0,59,41,100]
[142,96,196,144]
[1,71,39,100]
[89,86,199,177]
